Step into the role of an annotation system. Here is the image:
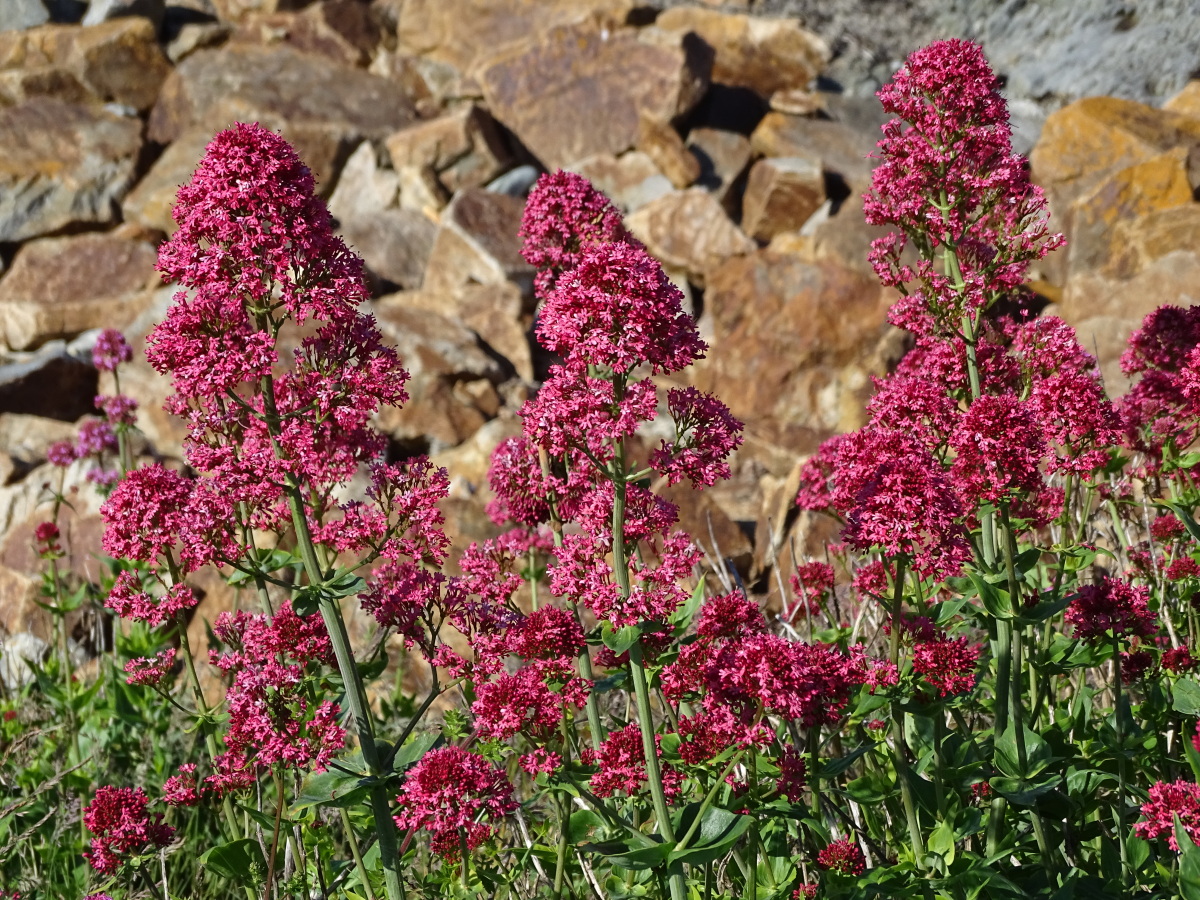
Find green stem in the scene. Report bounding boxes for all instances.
[257,362,404,900]
[265,771,286,900]
[1113,640,1130,889]
[809,727,822,821]
[887,558,925,867]
[339,808,378,900]
[609,415,685,900]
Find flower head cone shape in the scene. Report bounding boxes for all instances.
[520,170,631,297]
[1119,305,1200,466]
[537,240,706,376]
[863,40,1063,336]
[146,123,413,539]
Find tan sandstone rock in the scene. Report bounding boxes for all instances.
[477,21,711,170]
[0,97,142,242]
[741,155,826,242]
[655,7,828,98]
[148,44,417,189]
[625,188,755,284]
[0,233,158,351]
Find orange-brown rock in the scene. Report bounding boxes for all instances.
[400,281,532,381]
[636,113,701,189]
[0,18,171,112]
[0,233,158,351]
[148,45,417,188]
[1067,147,1195,279]
[372,297,506,451]
[231,0,382,67]
[421,188,533,298]
[123,127,216,235]
[393,0,634,73]
[1164,80,1200,120]
[750,112,876,188]
[385,104,512,195]
[692,251,897,456]
[687,127,751,208]
[654,7,828,98]
[1030,96,1200,284]
[566,151,672,212]
[339,208,438,290]
[1032,97,1200,201]
[624,188,754,284]
[0,97,143,242]
[1060,248,1200,392]
[741,155,826,242]
[477,21,711,170]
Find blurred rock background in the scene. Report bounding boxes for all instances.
[1,0,1199,678]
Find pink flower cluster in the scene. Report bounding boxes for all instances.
[1135,780,1200,850]
[816,837,866,876]
[864,39,1062,336]
[1065,576,1158,645]
[394,747,517,859]
[83,786,174,874]
[209,602,343,779]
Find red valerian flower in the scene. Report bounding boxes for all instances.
[1135,779,1200,850]
[83,787,174,874]
[394,747,517,859]
[816,837,867,876]
[124,650,177,688]
[651,387,744,488]
[1065,576,1157,644]
[91,329,133,372]
[519,169,630,297]
[864,39,1062,337]
[587,722,684,800]
[912,635,980,697]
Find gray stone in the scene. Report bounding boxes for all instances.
[0,97,142,242]
[0,232,158,350]
[0,0,49,30]
[687,127,752,207]
[82,0,164,29]
[0,340,99,421]
[339,208,438,290]
[567,152,673,213]
[485,164,539,197]
[148,44,417,188]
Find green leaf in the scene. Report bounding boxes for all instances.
[993,724,1052,778]
[293,762,371,811]
[989,773,1061,806]
[581,837,671,871]
[817,742,872,779]
[1174,678,1200,716]
[292,585,322,617]
[1177,816,1200,900]
[669,806,752,865]
[601,622,641,655]
[326,570,367,599]
[390,732,439,772]
[1016,591,1072,626]
[969,570,1014,620]
[199,839,266,883]
[671,576,707,633]
[926,818,956,865]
